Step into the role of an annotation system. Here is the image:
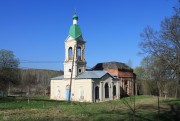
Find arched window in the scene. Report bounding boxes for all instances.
[95,86,99,100]
[78,47,81,60]
[125,80,128,85]
[105,83,109,98]
[113,85,116,96]
[68,47,73,60]
[55,86,60,98]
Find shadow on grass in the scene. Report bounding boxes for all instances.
[69,100,179,121]
[0,96,16,102]
[0,96,69,103]
[137,104,157,110]
[87,109,155,121]
[162,99,180,106]
[136,102,180,121]
[167,104,180,121]
[1,97,180,121]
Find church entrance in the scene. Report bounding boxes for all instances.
[66,85,71,100]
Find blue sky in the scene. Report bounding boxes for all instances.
[0,0,176,71]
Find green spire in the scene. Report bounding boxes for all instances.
[69,24,82,39]
[69,10,82,39]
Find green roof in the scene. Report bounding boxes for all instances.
[72,14,78,20]
[69,24,82,39]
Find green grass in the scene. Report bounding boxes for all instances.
[0,95,179,121]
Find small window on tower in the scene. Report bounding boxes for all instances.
[69,69,71,72]
[79,69,82,73]
[68,47,73,60]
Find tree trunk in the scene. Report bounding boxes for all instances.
[27,86,30,104]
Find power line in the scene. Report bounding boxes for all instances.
[20,60,64,63]
[1,60,95,67]
[0,60,64,64]
[1,60,94,70]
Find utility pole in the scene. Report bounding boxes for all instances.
[68,46,76,102]
[8,81,10,96]
[133,78,136,121]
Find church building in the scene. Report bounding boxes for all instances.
[92,62,136,97]
[50,13,120,102]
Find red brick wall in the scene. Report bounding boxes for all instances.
[104,69,119,76]
[104,68,135,96]
[118,71,133,77]
[104,69,133,77]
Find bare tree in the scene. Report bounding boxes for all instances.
[140,1,180,98]
[122,85,136,121]
[139,2,180,120]
[20,72,37,104]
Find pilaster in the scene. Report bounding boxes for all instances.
[100,81,103,102]
[117,81,120,99]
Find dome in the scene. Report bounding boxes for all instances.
[72,14,78,20]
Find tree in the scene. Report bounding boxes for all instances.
[25,73,37,104]
[139,2,180,119]
[140,1,180,98]
[0,49,20,96]
[134,66,147,95]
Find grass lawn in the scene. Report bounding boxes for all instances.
[0,95,179,121]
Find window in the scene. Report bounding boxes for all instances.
[79,86,84,100]
[78,47,81,60]
[95,86,99,99]
[113,85,116,96]
[105,83,109,98]
[125,80,128,85]
[55,86,60,98]
[68,47,73,60]
[114,76,118,78]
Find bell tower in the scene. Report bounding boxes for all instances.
[64,12,86,78]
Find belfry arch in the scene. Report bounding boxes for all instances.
[68,47,73,60]
[78,46,81,60]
